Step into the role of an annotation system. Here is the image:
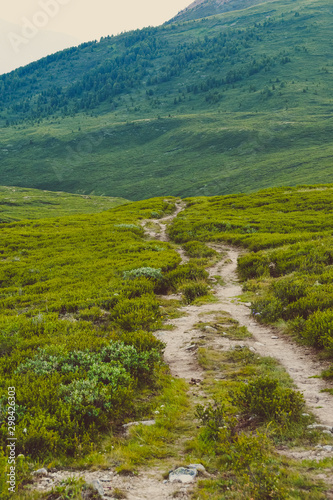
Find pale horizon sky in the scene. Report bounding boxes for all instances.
[0,0,193,75]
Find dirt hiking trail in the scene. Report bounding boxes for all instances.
[30,202,333,499]
[152,202,333,428]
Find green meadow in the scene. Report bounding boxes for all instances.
[0,186,128,223]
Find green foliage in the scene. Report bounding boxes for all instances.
[196,402,230,441]
[45,477,103,500]
[123,267,163,281]
[196,400,287,499]
[181,281,210,304]
[0,198,180,460]
[0,186,128,223]
[183,241,217,259]
[230,376,305,424]
[166,263,209,291]
[302,309,333,350]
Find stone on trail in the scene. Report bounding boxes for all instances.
[203,326,217,333]
[188,464,206,473]
[33,468,48,476]
[308,424,333,433]
[123,420,156,430]
[91,479,104,497]
[169,467,197,483]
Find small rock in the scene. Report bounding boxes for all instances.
[185,345,197,351]
[189,378,201,385]
[100,476,112,482]
[91,479,104,497]
[271,336,279,339]
[33,468,48,476]
[322,445,333,452]
[302,413,310,417]
[169,467,197,484]
[322,430,333,435]
[163,480,168,484]
[123,420,156,430]
[203,326,217,333]
[249,347,256,352]
[188,464,206,473]
[255,342,265,346]
[308,424,333,432]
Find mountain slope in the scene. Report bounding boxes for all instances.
[169,0,277,23]
[0,0,332,199]
[0,186,128,223]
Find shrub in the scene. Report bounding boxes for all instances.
[182,281,209,303]
[271,276,309,304]
[79,306,102,321]
[166,263,208,290]
[302,309,333,350]
[284,287,333,320]
[238,253,270,280]
[251,297,283,323]
[123,267,163,281]
[230,376,305,423]
[111,294,160,331]
[196,402,231,441]
[183,240,217,259]
[114,224,142,232]
[121,277,155,297]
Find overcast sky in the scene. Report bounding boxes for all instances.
[0,0,192,75]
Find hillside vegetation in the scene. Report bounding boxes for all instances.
[170,184,333,378]
[169,0,278,23]
[0,198,184,462]
[0,186,333,498]
[0,186,128,223]
[0,0,332,199]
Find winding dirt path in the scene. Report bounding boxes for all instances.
[147,205,333,428]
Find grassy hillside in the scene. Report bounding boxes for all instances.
[169,0,278,23]
[0,186,128,222]
[170,184,333,378]
[0,0,332,199]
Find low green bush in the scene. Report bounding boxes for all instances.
[251,297,283,323]
[302,309,333,350]
[111,294,161,331]
[183,240,217,259]
[181,281,210,303]
[230,376,305,424]
[123,267,163,281]
[166,263,208,291]
[238,253,270,280]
